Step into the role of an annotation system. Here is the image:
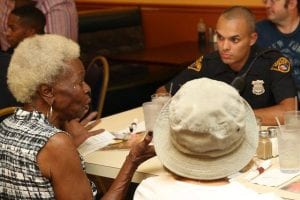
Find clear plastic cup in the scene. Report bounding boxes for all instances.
[284,111,300,129]
[278,126,300,173]
[142,101,163,132]
[151,93,171,105]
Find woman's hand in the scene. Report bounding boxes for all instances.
[101,132,156,200]
[127,132,156,166]
[63,112,104,147]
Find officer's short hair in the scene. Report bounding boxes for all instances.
[221,6,256,34]
[11,5,46,34]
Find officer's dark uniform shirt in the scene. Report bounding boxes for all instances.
[165,45,297,109]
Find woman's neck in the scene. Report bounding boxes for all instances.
[24,102,64,129]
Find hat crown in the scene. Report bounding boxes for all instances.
[169,78,246,157]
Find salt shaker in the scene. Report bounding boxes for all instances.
[267,127,278,157]
[256,130,272,160]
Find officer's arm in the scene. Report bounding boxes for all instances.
[254,54,297,125]
[254,97,295,125]
[156,56,205,95]
[156,86,168,94]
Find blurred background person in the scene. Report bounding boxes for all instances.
[0,34,155,199]
[135,78,281,200]
[0,5,45,114]
[5,4,46,54]
[256,0,300,98]
[0,0,78,51]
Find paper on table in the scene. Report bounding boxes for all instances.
[251,168,300,187]
[77,130,115,157]
[135,121,145,133]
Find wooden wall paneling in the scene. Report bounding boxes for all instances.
[141,6,220,48]
[75,0,264,7]
[76,2,266,48]
[141,6,266,48]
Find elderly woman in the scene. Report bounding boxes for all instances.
[134,78,280,200]
[0,34,155,199]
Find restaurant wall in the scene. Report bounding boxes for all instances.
[76,0,266,48]
[75,0,264,7]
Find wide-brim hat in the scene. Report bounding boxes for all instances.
[153,79,258,180]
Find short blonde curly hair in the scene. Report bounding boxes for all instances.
[7,34,80,103]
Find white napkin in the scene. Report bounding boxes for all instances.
[78,121,146,156]
[77,130,115,156]
[251,168,300,187]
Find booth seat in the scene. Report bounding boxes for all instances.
[78,7,160,116]
[78,7,144,66]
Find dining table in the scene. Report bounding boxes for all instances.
[83,107,300,200]
[83,107,168,183]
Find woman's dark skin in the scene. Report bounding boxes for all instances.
[26,59,155,199]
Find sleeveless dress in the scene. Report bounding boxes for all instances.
[0,108,97,199]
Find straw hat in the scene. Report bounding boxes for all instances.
[153,78,258,180]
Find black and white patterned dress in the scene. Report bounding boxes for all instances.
[0,108,97,199]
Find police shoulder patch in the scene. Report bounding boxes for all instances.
[188,56,203,72]
[271,57,290,73]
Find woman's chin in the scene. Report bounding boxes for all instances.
[79,105,90,118]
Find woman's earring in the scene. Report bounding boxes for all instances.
[47,105,53,119]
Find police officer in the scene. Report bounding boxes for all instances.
[157,6,297,125]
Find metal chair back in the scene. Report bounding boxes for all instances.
[86,56,109,119]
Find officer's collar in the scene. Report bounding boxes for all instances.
[237,44,261,75]
[212,44,260,75]
[249,44,261,59]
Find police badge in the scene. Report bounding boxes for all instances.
[252,80,265,95]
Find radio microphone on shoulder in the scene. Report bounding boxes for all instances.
[230,48,279,93]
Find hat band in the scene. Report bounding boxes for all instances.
[171,133,245,158]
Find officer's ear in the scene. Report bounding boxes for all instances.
[249,32,257,46]
[288,0,297,10]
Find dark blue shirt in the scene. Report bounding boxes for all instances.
[0,51,18,109]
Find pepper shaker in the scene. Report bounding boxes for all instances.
[256,130,272,160]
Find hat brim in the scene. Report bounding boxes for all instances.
[153,99,258,180]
